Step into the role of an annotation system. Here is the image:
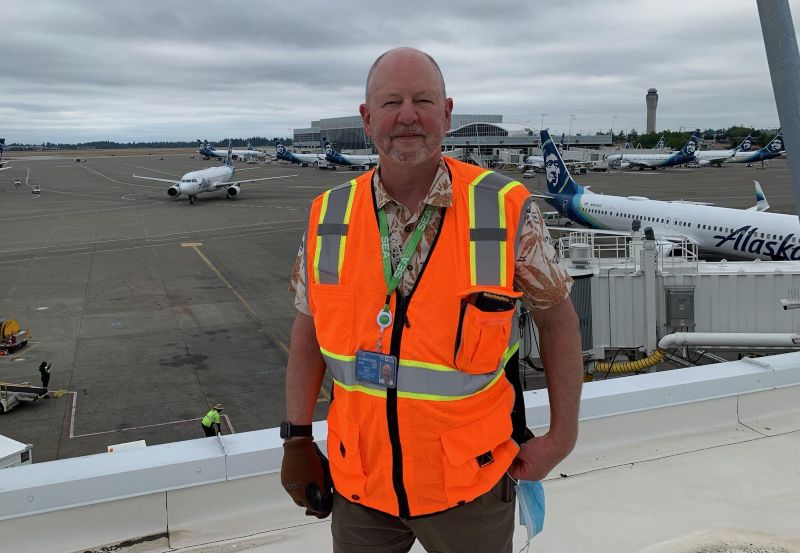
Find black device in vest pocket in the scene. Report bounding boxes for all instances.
[472,292,515,312]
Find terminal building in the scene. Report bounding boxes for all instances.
[292,114,611,165]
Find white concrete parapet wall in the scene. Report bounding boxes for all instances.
[0,353,799,552]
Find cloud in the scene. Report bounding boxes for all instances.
[1,0,793,143]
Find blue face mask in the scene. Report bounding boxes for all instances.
[516,479,545,549]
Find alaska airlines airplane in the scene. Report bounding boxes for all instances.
[725,131,784,165]
[536,129,800,260]
[274,142,326,166]
[606,133,700,170]
[0,138,11,171]
[693,133,753,167]
[323,139,379,168]
[198,140,267,161]
[134,141,294,205]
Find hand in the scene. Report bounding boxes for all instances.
[508,434,574,481]
[281,437,333,519]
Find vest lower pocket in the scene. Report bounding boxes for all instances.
[328,425,367,501]
[311,285,354,354]
[440,407,515,505]
[454,301,514,374]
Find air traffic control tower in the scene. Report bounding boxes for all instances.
[646,88,658,133]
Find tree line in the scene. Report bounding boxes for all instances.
[6,137,293,151]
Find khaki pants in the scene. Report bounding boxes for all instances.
[331,476,515,553]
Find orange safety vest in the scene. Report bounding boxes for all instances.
[306,157,530,517]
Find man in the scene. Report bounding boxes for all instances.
[39,361,51,392]
[282,47,583,552]
[201,404,224,437]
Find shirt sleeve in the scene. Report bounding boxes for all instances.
[288,233,311,315]
[513,197,573,311]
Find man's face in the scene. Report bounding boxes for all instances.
[545,153,561,187]
[685,141,696,154]
[360,53,453,165]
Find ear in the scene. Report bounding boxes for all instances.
[443,97,453,129]
[359,104,371,138]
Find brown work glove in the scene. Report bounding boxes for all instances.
[281,437,333,519]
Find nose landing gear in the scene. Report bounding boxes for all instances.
[189,195,196,205]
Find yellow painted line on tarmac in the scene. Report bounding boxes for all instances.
[185,243,289,355]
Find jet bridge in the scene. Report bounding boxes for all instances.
[523,229,800,371]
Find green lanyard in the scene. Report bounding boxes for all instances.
[374,203,436,341]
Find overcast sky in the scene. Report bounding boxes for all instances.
[2,0,797,144]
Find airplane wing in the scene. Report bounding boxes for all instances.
[213,174,297,190]
[132,174,180,185]
[529,192,556,200]
[0,166,12,171]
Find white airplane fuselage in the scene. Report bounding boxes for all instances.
[561,192,800,260]
[171,165,235,198]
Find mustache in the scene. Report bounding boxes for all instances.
[389,127,426,138]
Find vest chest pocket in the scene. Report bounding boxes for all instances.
[311,285,354,354]
[454,299,514,374]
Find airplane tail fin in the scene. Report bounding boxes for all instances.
[275,141,286,156]
[655,135,665,149]
[747,180,770,211]
[225,140,233,166]
[0,138,5,161]
[681,133,700,157]
[323,138,336,157]
[737,132,753,153]
[765,130,784,154]
[540,130,584,196]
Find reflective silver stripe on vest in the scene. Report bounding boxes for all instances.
[470,171,516,286]
[322,353,509,399]
[316,181,355,284]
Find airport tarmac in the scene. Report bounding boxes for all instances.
[0,153,795,462]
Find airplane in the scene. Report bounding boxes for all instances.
[693,133,753,167]
[535,129,800,260]
[606,133,700,170]
[197,140,267,161]
[0,138,11,171]
[323,139,379,168]
[133,141,294,205]
[274,142,326,167]
[725,130,784,165]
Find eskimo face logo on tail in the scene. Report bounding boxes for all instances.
[276,143,286,155]
[545,152,562,191]
[714,225,800,259]
[741,139,752,151]
[683,138,697,156]
[769,138,783,153]
[325,144,334,156]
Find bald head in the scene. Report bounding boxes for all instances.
[365,47,446,105]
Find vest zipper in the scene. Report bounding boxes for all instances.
[384,208,448,519]
[387,293,410,518]
[453,298,469,364]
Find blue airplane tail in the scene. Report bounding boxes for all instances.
[540,130,584,197]
[765,130,783,154]
[225,140,233,166]
[0,138,5,161]
[680,133,700,158]
[738,132,754,152]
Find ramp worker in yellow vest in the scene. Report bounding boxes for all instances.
[281,47,584,553]
[201,403,223,437]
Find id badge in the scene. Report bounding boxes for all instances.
[356,350,398,389]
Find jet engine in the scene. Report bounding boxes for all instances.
[620,162,631,168]
[167,185,181,198]
[226,185,240,198]
[698,159,711,166]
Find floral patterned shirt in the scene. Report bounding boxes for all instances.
[289,158,572,314]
